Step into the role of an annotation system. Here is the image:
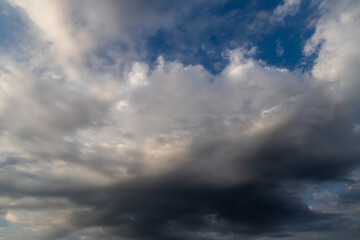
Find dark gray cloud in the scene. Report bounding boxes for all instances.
[53,88,358,240]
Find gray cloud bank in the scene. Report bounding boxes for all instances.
[0,0,360,239]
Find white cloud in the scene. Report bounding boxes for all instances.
[273,0,302,22]
[305,0,360,103]
[8,0,93,82]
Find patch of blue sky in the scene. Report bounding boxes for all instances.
[302,182,347,207]
[144,0,320,74]
[220,0,281,13]
[255,1,322,71]
[144,0,254,73]
[0,216,10,228]
[0,0,28,52]
[254,23,314,71]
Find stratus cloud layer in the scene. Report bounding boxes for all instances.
[0,0,360,240]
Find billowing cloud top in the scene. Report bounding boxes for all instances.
[0,0,360,239]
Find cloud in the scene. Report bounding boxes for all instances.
[0,0,360,239]
[276,40,284,56]
[273,0,302,22]
[7,0,207,82]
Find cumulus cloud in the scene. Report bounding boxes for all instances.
[0,0,360,240]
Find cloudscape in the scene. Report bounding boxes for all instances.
[0,0,360,239]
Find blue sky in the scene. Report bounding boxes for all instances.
[144,0,318,73]
[0,1,360,240]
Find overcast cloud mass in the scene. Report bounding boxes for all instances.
[0,0,360,239]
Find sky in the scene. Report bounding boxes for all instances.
[0,0,360,239]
